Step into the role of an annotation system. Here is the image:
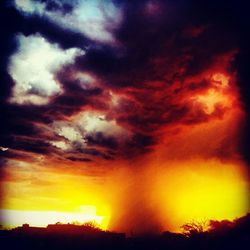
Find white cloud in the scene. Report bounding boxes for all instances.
[77,111,128,137]
[14,0,123,44]
[14,0,45,14]
[50,140,71,151]
[51,111,131,151]
[52,122,88,151]
[55,125,83,142]
[8,33,84,105]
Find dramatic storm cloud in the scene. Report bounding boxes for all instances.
[0,0,249,235]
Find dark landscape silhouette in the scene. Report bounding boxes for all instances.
[0,214,249,250]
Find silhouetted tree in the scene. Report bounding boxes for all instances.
[181,220,208,236]
[72,221,81,225]
[82,221,100,230]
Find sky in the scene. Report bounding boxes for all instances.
[0,0,249,235]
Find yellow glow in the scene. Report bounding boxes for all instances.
[193,89,231,114]
[154,160,249,232]
[1,163,111,230]
[0,206,110,230]
[211,73,229,88]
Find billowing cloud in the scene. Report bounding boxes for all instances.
[50,140,71,151]
[2,3,245,160]
[0,0,250,235]
[14,0,45,14]
[50,110,132,157]
[2,0,246,162]
[77,111,129,137]
[14,0,123,44]
[8,33,84,105]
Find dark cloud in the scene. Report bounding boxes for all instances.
[1,0,250,165]
[20,15,90,50]
[66,156,92,162]
[11,138,51,155]
[86,133,119,150]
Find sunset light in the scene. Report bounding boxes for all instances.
[1,1,249,244]
[192,88,232,114]
[1,207,110,230]
[154,160,249,232]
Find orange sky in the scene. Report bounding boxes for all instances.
[1,70,249,233]
[1,0,250,236]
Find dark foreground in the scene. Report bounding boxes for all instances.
[0,215,249,250]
